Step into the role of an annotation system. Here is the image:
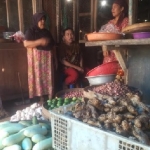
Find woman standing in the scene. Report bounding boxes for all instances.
[102,0,128,63]
[23,12,57,103]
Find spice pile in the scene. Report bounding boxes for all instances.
[70,82,150,145]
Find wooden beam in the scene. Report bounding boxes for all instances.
[18,0,24,32]
[5,0,10,29]
[85,38,150,47]
[79,13,91,17]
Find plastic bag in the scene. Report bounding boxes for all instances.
[99,23,122,34]
[11,31,25,43]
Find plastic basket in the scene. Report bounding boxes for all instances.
[50,104,150,150]
[86,61,119,77]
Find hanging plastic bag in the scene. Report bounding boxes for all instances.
[10,31,25,43]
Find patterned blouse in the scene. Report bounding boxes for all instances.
[58,42,82,67]
[103,17,128,64]
[108,17,129,32]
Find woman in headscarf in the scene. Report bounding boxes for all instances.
[102,0,128,63]
[23,12,57,103]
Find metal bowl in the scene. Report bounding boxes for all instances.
[85,74,116,86]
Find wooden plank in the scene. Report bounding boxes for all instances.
[102,45,128,83]
[113,49,127,71]
[85,38,150,47]
[18,0,24,32]
[79,13,91,17]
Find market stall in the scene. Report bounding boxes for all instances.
[1,0,150,150]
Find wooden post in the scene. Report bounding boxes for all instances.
[32,0,43,14]
[128,0,138,25]
[73,0,76,32]
[56,0,60,43]
[32,0,36,14]
[5,0,10,29]
[17,0,24,32]
[94,0,98,31]
[90,0,94,32]
[36,0,43,13]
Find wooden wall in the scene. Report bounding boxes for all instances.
[128,45,150,104]
[0,0,7,27]
[43,0,56,41]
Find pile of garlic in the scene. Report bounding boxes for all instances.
[10,103,45,122]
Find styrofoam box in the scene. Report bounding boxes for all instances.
[50,104,150,150]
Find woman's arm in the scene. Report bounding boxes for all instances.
[23,38,49,48]
[62,59,84,73]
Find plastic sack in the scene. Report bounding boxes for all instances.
[99,23,122,34]
[11,31,25,43]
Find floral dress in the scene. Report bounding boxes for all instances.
[103,17,128,64]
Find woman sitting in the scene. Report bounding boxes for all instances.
[102,0,128,64]
[58,28,84,88]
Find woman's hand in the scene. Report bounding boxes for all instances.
[39,38,50,46]
[76,66,84,73]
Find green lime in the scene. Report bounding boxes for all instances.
[57,101,63,104]
[47,99,51,102]
[64,98,71,103]
[57,97,63,101]
[57,103,62,107]
[72,97,77,101]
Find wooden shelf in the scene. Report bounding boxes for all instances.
[85,38,150,47]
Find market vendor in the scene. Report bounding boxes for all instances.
[101,0,128,64]
[58,28,84,88]
[23,12,57,103]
